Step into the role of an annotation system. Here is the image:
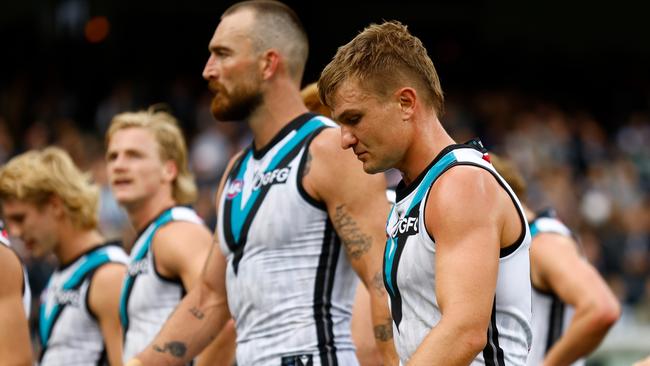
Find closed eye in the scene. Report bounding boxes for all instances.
[339,114,362,126]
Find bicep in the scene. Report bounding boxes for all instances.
[313,138,388,285]
[0,254,32,365]
[154,223,213,291]
[0,294,32,365]
[178,234,212,291]
[533,235,610,307]
[435,230,500,322]
[427,169,503,323]
[89,263,126,341]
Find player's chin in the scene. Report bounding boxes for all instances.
[362,160,386,175]
[114,192,137,206]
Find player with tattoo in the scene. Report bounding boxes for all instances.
[106,108,236,365]
[319,21,533,365]
[302,81,392,366]
[125,1,397,365]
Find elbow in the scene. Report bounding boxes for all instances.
[584,296,621,332]
[462,328,489,356]
[595,299,621,330]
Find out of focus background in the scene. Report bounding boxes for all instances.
[1,0,649,364]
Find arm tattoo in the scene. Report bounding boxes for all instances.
[333,204,371,260]
[302,151,313,177]
[152,341,187,358]
[189,306,205,320]
[372,271,386,295]
[374,319,394,342]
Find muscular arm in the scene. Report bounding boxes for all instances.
[531,233,620,366]
[134,243,231,366]
[89,262,127,366]
[0,247,33,366]
[131,156,237,366]
[305,129,398,365]
[408,167,506,365]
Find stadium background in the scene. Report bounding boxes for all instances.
[1,0,649,364]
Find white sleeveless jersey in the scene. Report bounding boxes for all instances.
[0,221,31,316]
[216,113,359,366]
[527,211,583,366]
[120,206,204,363]
[39,243,128,365]
[384,140,533,365]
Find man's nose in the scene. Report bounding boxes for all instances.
[340,126,358,150]
[7,223,22,239]
[202,54,219,80]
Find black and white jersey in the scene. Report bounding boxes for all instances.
[120,206,204,363]
[39,243,127,365]
[384,140,532,365]
[527,210,583,366]
[216,113,358,366]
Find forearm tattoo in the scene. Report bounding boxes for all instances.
[333,204,371,260]
[374,319,394,342]
[152,341,187,358]
[372,271,386,295]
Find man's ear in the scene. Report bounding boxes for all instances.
[260,49,280,80]
[396,87,417,121]
[47,195,66,220]
[162,160,178,183]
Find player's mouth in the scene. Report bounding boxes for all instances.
[354,149,368,161]
[112,178,133,188]
[24,239,35,251]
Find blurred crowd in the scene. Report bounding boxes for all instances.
[1,75,648,331]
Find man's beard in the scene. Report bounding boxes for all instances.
[209,81,263,122]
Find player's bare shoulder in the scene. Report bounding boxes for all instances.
[429,165,502,209]
[426,165,504,235]
[308,126,352,162]
[0,245,23,292]
[303,126,366,198]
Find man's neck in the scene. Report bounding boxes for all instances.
[54,225,105,266]
[248,81,309,151]
[125,194,176,232]
[398,116,455,186]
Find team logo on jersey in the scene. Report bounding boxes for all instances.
[127,258,149,276]
[281,354,313,366]
[389,214,419,238]
[50,289,81,307]
[226,179,244,200]
[251,167,291,191]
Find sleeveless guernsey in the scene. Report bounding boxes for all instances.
[39,243,128,365]
[216,113,359,366]
[120,206,204,363]
[384,139,533,365]
[527,210,583,366]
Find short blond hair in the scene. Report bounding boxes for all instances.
[319,21,444,115]
[106,107,197,205]
[301,82,331,117]
[0,147,99,229]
